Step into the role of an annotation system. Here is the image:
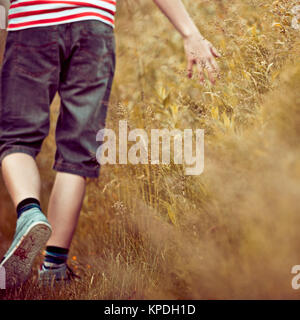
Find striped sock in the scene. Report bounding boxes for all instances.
[42,246,69,270]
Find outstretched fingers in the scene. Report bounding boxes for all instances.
[210,44,221,58]
[197,58,218,84]
[184,36,221,84]
[187,57,195,79]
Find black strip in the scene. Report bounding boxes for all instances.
[16,198,41,218]
[46,246,69,255]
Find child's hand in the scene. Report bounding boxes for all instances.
[183,32,221,84]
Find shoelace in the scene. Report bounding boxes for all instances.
[39,263,81,281]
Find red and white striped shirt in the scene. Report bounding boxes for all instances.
[7,0,117,31]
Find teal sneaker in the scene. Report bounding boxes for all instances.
[0,207,52,289]
[38,264,80,287]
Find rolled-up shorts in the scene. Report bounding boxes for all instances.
[0,20,116,178]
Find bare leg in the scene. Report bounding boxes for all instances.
[46,172,86,249]
[1,153,52,288]
[2,153,85,249]
[1,153,41,207]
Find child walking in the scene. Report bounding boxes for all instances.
[0,0,220,288]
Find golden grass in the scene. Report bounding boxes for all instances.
[0,0,300,299]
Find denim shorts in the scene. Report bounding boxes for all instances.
[0,20,116,178]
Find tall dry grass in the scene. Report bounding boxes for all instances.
[0,0,300,299]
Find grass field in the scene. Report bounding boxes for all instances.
[0,0,300,299]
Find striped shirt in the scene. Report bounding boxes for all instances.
[7,0,117,31]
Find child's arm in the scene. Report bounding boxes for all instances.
[153,0,220,84]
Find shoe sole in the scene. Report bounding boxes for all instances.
[0,222,52,289]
